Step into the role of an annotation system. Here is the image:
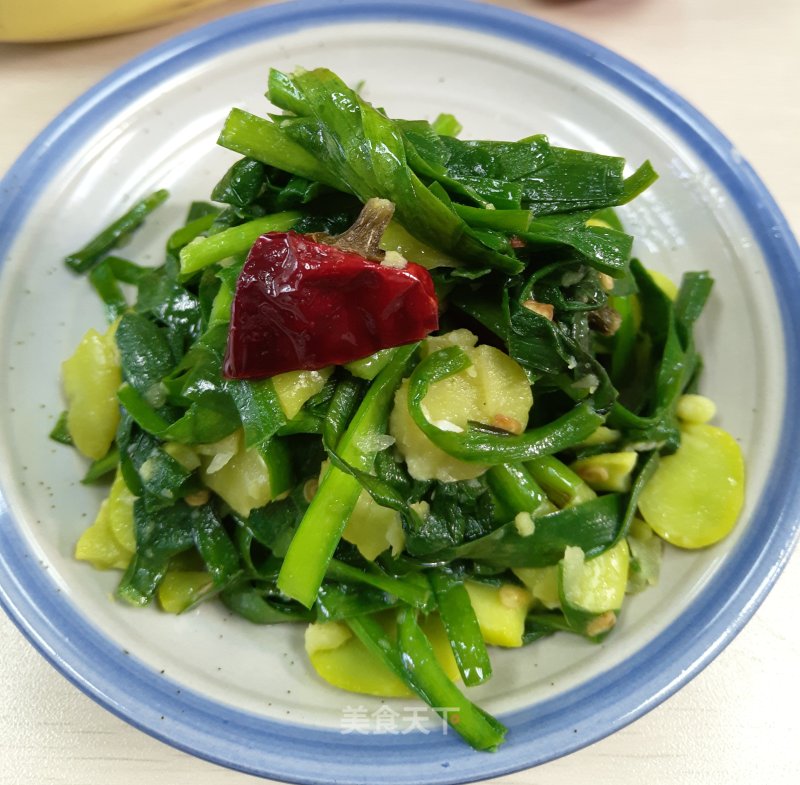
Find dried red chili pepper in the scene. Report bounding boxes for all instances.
[224,231,439,379]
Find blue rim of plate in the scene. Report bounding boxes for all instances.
[1,1,799,783]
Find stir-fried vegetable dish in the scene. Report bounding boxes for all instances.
[53,67,745,750]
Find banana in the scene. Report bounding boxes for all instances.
[0,0,225,42]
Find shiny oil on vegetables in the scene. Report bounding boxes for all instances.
[53,67,745,751]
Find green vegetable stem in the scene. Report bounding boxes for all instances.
[277,344,418,607]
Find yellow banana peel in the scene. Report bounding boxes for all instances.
[0,0,226,42]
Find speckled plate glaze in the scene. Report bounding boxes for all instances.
[1,1,799,783]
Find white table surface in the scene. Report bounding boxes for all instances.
[1,1,799,783]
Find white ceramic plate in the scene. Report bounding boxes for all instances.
[1,1,799,783]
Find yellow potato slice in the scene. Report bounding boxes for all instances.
[306,615,459,697]
[464,580,532,648]
[389,330,532,481]
[638,423,745,549]
[62,324,121,460]
[342,489,405,561]
[200,431,273,518]
[158,571,213,614]
[560,540,630,614]
[513,566,561,610]
[106,470,136,553]
[271,367,332,420]
[570,451,638,493]
[75,499,131,571]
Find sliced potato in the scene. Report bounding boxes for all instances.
[560,540,630,615]
[200,430,273,517]
[513,566,560,610]
[106,469,136,553]
[163,442,201,471]
[75,499,131,571]
[272,367,332,420]
[62,323,121,460]
[570,451,638,493]
[675,394,717,425]
[343,489,405,560]
[464,580,532,648]
[390,330,533,481]
[158,571,213,614]
[306,620,409,697]
[305,614,459,697]
[638,423,745,548]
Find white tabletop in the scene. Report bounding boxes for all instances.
[1,1,799,783]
